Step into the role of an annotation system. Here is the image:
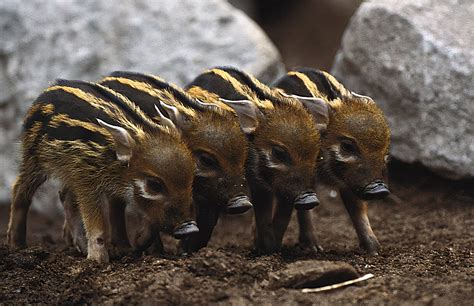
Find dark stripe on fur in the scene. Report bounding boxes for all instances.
[272,74,313,97]
[295,68,341,100]
[215,66,269,101]
[109,71,207,112]
[185,70,249,101]
[54,79,153,129]
[46,123,108,145]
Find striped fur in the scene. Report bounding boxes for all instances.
[97,71,251,252]
[186,67,322,254]
[274,68,391,255]
[7,80,195,263]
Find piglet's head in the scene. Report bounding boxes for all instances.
[97,115,198,240]
[221,97,325,210]
[320,94,391,200]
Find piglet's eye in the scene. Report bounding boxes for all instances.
[195,151,219,170]
[340,139,359,155]
[384,155,391,164]
[145,178,166,195]
[272,145,291,163]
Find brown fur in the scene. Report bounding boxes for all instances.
[7,81,195,263]
[274,68,391,254]
[60,73,251,254]
[186,67,322,254]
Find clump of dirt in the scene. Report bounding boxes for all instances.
[0,161,473,304]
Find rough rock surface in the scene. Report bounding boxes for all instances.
[332,0,474,180]
[0,0,285,210]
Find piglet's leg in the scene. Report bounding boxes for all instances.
[181,205,218,253]
[297,210,324,253]
[77,194,109,263]
[7,165,46,248]
[147,233,164,254]
[59,187,87,254]
[272,198,294,251]
[253,190,277,254]
[108,197,131,257]
[340,188,380,255]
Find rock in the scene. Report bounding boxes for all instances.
[268,260,359,289]
[332,0,474,180]
[0,0,285,211]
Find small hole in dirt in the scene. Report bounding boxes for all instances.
[295,270,358,289]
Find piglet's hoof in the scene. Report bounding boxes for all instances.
[307,244,324,254]
[359,237,381,256]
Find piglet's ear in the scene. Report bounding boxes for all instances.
[97,118,134,162]
[219,98,261,135]
[155,101,189,132]
[285,94,330,131]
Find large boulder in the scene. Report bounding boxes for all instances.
[332,0,474,180]
[0,0,285,212]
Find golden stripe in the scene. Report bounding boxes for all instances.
[41,103,55,115]
[46,139,107,160]
[45,85,146,138]
[101,77,195,118]
[288,71,323,99]
[327,99,343,110]
[208,69,273,109]
[93,83,160,131]
[48,113,111,139]
[321,71,351,97]
[142,73,167,86]
[208,69,250,98]
[143,74,202,116]
[22,121,43,147]
[186,86,234,112]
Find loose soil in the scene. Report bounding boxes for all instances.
[0,161,473,305]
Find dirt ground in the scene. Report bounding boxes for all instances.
[0,161,472,305]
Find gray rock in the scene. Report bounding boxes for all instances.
[332,0,474,180]
[0,0,285,212]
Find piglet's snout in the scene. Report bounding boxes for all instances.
[294,192,320,210]
[173,221,199,239]
[226,195,253,215]
[362,180,390,200]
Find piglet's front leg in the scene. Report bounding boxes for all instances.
[296,210,324,253]
[253,191,277,255]
[272,198,294,251]
[107,197,132,258]
[340,188,380,255]
[180,205,218,253]
[77,194,109,263]
[59,187,87,254]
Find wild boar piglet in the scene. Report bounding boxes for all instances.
[62,72,252,254]
[187,67,329,254]
[7,80,198,263]
[274,68,391,255]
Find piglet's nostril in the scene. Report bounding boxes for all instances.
[226,195,253,215]
[293,192,320,210]
[362,180,390,200]
[173,221,199,239]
